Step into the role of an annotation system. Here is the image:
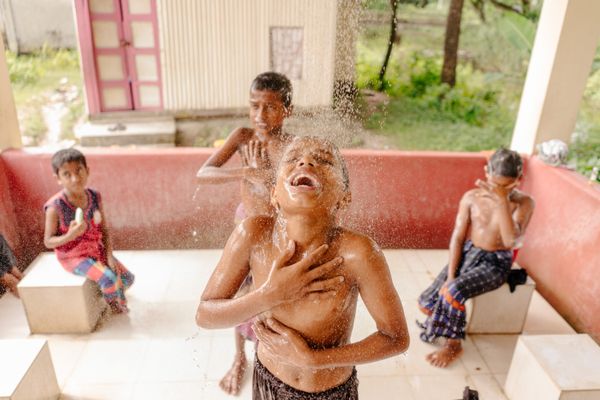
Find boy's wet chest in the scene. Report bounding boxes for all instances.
[470,198,518,227]
[249,246,358,335]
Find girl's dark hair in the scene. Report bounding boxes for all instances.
[51,148,87,174]
[250,72,293,108]
[488,148,523,178]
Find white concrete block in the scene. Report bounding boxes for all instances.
[505,334,600,400]
[0,339,60,400]
[467,272,535,334]
[17,253,106,334]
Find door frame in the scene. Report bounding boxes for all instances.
[74,0,163,115]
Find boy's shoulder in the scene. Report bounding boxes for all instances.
[510,189,535,209]
[237,215,275,241]
[336,227,382,259]
[462,188,480,201]
[230,127,255,141]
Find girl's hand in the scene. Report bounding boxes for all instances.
[253,318,314,367]
[67,220,87,240]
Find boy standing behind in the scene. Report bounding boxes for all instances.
[418,148,535,368]
[196,72,295,395]
[44,149,134,314]
[197,137,409,399]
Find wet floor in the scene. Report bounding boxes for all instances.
[0,249,574,399]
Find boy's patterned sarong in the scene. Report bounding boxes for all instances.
[70,257,135,310]
[418,240,512,342]
[253,357,358,400]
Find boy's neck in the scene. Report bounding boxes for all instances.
[257,126,285,140]
[275,211,336,253]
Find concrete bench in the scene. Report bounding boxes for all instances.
[505,334,600,399]
[0,339,60,400]
[17,253,106,334]
[466,269,535,334]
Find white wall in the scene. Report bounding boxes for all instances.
[156,0,338,110]
[0,0,76,53]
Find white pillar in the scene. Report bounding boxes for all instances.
[511,0,600,154]
[0,37,22,150]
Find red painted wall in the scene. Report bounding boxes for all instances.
[0,149,490,267]
[518,157,600,342]
[0,157,20,263]
[3,149,598,341]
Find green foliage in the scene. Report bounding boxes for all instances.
[21,104,47,145]
[357,51,500,128]
[7,47,80,87]
[6,51,42,85]
[569,139,600,183]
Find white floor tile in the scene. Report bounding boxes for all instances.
[0,249,579,400]
[408,374,470,400]
[60,383,134,400]
[471,335,519,375]
[360,375,416,399]
[68,339,150,384]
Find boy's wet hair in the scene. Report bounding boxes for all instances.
[286,136,350,192]
[51,148,87,174]
[488,148,523,178]
[250,72,293,108]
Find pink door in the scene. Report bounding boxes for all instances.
[81,0,162,113]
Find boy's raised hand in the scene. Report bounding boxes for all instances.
[476,179,515,202]
[241,140,270,181]
[261,241,345,307]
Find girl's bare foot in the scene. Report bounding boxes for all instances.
[426,339,463,368]
[219,352,247,395]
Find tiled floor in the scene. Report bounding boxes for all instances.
[0,250,575,399]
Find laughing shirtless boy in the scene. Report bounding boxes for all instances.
[197,137,409,399]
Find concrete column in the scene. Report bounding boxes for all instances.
[511,0,600,154]
[0,37,22,150]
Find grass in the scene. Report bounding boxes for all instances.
[356,2,599,180]
[7,47,83,145]
[365,96,512,151]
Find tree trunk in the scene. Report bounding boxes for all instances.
[441,0,464,87]
[377,0,399,91]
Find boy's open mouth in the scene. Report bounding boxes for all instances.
[287,173,321,192]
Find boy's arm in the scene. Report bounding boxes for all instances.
[255,236,409,369]
[447,193,471,281]
[43,207,85,249]
[196,128,260,184]
[476,181,535,247]
[500,194,534,247]
[197,220,345,329]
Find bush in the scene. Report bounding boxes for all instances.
[6,51,42,85]
[357,51,499,127]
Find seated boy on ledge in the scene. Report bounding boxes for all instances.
[197,136,409,399]
[417,148,535,368]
